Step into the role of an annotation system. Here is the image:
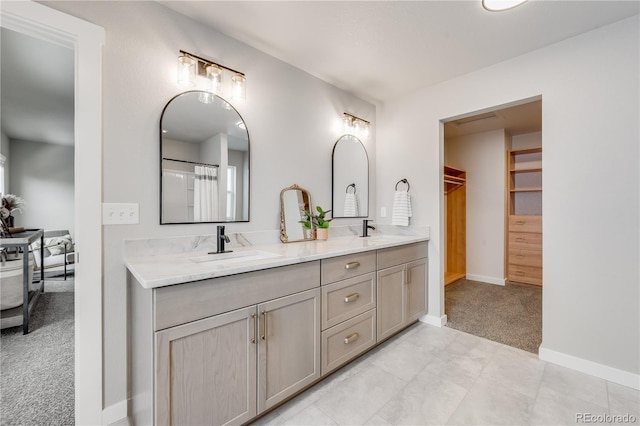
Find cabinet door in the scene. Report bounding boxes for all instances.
[405,258,428,324]
[377,264,405,341]
[156,306,257,426]
[257,288,321,413]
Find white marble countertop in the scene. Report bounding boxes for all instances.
[126,232,429,289]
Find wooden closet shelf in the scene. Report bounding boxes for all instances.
[510,167,542,173]
[510,187,542,193]
[509,146,542,155]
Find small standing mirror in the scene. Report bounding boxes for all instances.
[332,135,369,218]
[280,184,314,243]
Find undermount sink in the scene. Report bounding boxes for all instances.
[190,250,282,265]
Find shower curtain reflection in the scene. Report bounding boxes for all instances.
[194,165,218,221]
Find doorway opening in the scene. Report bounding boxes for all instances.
[441,97,543,354]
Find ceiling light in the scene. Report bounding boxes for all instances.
[482,0,528,12]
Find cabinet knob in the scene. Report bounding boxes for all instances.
[516,238,526,242]
[345,261,360,270]
[516,221,526,225]
[344,293,360,303]
[344,332,359,344]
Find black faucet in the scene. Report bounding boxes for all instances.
[362,219,375,237]
[211,225,232,254]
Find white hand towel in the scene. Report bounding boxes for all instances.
[391,190,412,226]
[344,193,359,217]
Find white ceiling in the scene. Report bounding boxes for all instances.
[159,0,640,104]
[2,1,638,147]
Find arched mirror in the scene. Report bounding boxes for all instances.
[160,91,249,224]
[280,184,314,243]
[332,135,369,218]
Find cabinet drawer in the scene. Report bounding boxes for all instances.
[508,232,542,250]
[509,215,542,234]
[321,309,376,375]
[154,261,320,331]
[508,249,542,268]
[321,252,376,285]
[508,264,542,286]
[377,242,428,270]
[322,273,376,330]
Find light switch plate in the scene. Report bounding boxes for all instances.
[102,203,139,225]
[380,207,387,217]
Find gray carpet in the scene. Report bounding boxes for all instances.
[1,277,74,426]
[445,279,542,353]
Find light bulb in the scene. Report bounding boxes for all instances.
[206,64,222,94]
[231,74,246,100]
[177,54,196,87]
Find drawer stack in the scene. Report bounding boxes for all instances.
[507,215,542,286]
[320,252,377,375]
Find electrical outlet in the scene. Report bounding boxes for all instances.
[380,207,387,217]
[102,203,139,225]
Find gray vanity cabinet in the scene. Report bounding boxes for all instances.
[376,242,428,342]
[154,287,321,426]
[129,261,320,426]
[257,288,321,412]
[155,306,258,426]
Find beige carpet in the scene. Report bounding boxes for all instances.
[445,279,542,353]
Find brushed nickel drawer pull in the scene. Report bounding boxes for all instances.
[516,254,525,258]
[251,313,257,344]
[345,261,360,270]
[516,220,526,225]
[344,332,359,344]
[261,310,267,341]
[515,271,525,276]
[516,238,526,242]
[406,268,412,284]
[344,293,360,303]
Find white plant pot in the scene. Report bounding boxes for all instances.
[0,258,35,310]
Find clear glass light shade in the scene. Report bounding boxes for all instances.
[482,0,527,11]
[206,64,223,94]
[343,115,354,134]
[231,74,246,100]
[177,54,196,87]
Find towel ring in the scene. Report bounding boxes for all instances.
[346,183,356,194]
[395,179,410,191]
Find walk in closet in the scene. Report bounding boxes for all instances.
[444,165,466,285]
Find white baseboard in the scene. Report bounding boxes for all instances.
[466,274,505,286]
[420,314,447,327]
[102,400,128,425]
[539,346,640,390]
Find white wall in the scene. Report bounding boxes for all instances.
[445,129,509,285]
[377,16,639,380]
[43,1,376,409]
[1,130,10,193]
[512,131,541,150]
[8,139,74,233]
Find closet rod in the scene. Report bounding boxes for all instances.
[162,157,219,167]
[444,179,464,185]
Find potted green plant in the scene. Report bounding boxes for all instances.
[300,206,333,240]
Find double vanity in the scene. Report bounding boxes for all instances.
[126,232,428,425]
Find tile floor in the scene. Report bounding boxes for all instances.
[253,323,640,425]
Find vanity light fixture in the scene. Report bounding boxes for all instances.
[177,50,247,100]
[482,0,528,11]
[343,113,371,140]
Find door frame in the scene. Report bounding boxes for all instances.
[0,2,105,424]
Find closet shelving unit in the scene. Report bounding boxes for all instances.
[506,146,542,286]
[444,165,466,285]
